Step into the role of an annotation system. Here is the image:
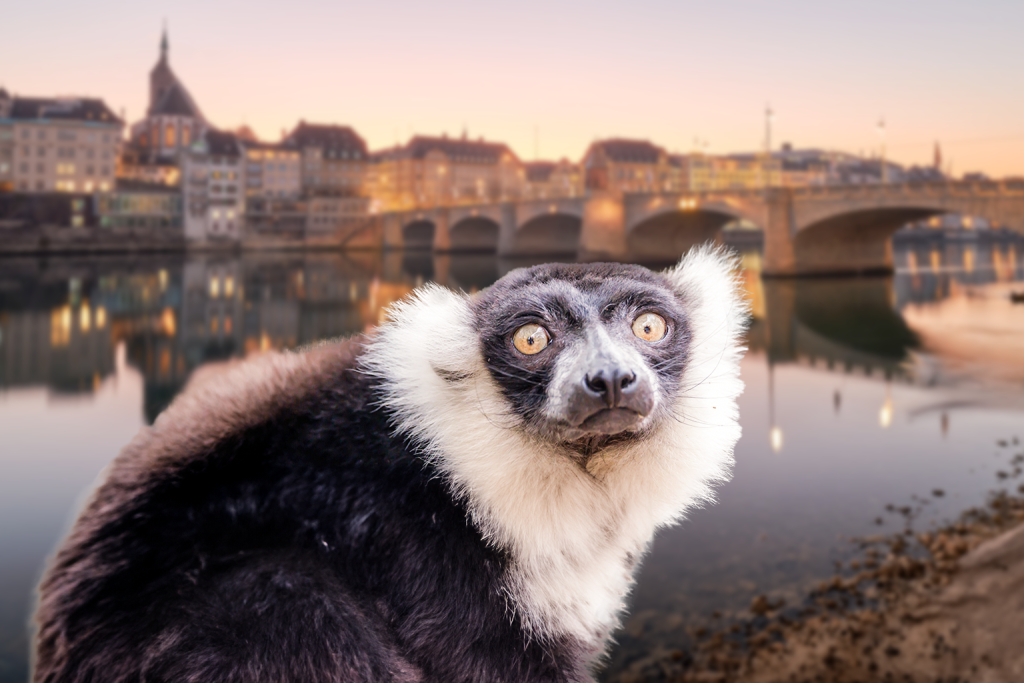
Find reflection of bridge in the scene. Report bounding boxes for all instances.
[754,278,919,379]
[373,181,1024,275]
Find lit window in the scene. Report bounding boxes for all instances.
[209,276,220,298]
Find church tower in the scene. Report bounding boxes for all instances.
[128,24,207,164]
[149,27,175,115]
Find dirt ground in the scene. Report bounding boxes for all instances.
[612,478,1024,683]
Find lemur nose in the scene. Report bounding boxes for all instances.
[584,368,638,408]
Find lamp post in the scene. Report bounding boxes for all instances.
[877,118,887,184]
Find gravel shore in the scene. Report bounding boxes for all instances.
[613,451,1024,683]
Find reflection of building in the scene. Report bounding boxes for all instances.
[0,272,115,392]
[583,139,673,193]
[371,134,523,210]
[523,159,582,198]
[0,88,121,194]
[181,258,244,361]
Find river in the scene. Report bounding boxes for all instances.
[1,236,1022,682]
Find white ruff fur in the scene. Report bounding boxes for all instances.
[361,246,748,654]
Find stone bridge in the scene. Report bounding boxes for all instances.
[375,180,1024,275]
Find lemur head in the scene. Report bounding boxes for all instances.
[364,246,746,647]
[366,246,747,469]
[472,262,691,449]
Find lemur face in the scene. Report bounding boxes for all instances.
[473,263,692,447]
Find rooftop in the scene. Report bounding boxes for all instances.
[150,81,203,119]
[387,134,518,164]
[589,139,665,164]
[285,123,368,158]
[200,129,241,158]
[523,161,557,182]
[8,97,122,125]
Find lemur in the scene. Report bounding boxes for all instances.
[34,246,747,683]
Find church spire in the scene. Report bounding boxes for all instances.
[160,22,168,61]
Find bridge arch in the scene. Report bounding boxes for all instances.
[510,213,582,256]
[448,216,500,252]
[401,219,436,250]
[627,208,744,262]
[794,206,942,275]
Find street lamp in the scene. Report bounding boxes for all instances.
[877,118,887,184]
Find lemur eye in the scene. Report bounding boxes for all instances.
[512,324,550,355]
[632,313,667,342]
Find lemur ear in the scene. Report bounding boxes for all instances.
[662,244,750,350]
[663,245,744,309]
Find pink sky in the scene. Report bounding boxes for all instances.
[3,0,1023,176]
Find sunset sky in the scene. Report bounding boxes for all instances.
[4,0,1023,176]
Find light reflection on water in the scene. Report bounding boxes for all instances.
[0,238,1022,682]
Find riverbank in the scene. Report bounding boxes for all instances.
[613,438,1024,683]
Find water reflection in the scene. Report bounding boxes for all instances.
[0,238,1022,682]
[3,241,1019,409]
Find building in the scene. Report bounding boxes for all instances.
[96,179,183,229]
[371,133,523,210]
[241,140,301,199]
[0,90,121,194]
[127,29,207,163]
[306,194,371,239]
[118,148,180,186]
[582,139,677,194]
[0,88,12,191]
[522,159,582,199]
[284,122,369,197]
[181,129,244,243]
[685,153,782,191]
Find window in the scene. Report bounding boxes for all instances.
[37,130,46,140]
[86,166,95,176]
[165,124,176,147]
[37,148,46,157]
[58,130,76,142]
